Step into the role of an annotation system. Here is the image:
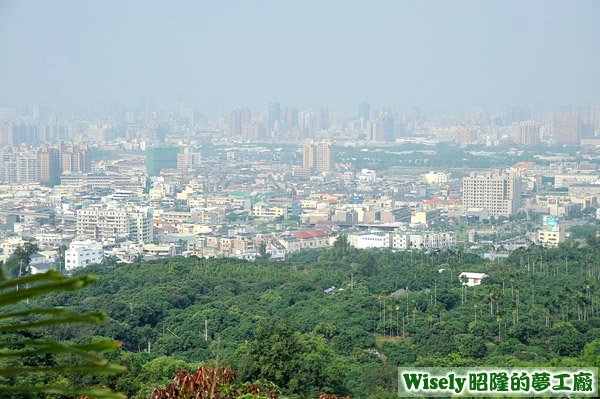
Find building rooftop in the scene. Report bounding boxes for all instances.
[295,230,328,239]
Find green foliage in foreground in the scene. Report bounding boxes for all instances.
[0,270,125,398]
[26,241,600,398]
[149,366,281,399]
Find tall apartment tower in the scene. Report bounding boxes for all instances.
[0,147,39,184]
[284,107,299,132]
[552,112,581,145]
[267,102,281,132]
[58,143,91,174]
[369,115,395,142]
[316,109,330,131]
[76,205,153,243]
[146,145,180,176]
[514,121,540,146]
[302,140,314,171]
[0,125,13,146]
[462,170,521,218]
[38,145,60,185]
[228,108,251,136]
[358,102,370,121]
[16,150,39,183]
[302,139,333,173]
[176,147,202,173]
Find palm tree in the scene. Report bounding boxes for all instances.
[496,315,504,342]
[472,303,480,323]
[412,301,418,324]
[577,292,591,321]
[488,288,501,316]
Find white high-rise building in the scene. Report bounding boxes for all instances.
[0,147,39,184]
[76,204,153,243]
[462,170,521,218]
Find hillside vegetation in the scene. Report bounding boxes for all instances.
[12,238,600,398]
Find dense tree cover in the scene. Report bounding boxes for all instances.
[2,242,40,278]
[335,143,488,171]
[569,221,600,240]
[28,239,600,398]
[334,142,584,172]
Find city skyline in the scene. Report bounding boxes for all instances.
[2,2,600,398]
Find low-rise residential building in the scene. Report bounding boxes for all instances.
[0,237,28,256]
[423,171,450,185]
[458,272,488,287]
[380,207,412,223]
[279,230,330,252]
[143,243,176,258]
[252,202,289,219]
[30,250,56,265]
[411,209,441,227]
[60,173,144,190]
[554,174,600,189]
[30,263,55,274]
[65,239,104,271]
[538,228,566,248]
[348,232,390,249]
[34,232,71,248]
[346,230,456,251]
[406,231,456,250]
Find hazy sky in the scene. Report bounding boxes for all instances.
[0,0,599,115]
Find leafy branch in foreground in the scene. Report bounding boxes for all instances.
[0,269,125,398]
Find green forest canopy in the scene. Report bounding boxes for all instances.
[7,240,600,398]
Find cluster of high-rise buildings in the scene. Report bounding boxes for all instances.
[228,103,331,141]
[227,102,410,143]
[224,102,600,146]
[0,143,90,185]
[0,101,599,272]
[0,119,74,146]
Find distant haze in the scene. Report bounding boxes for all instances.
[0,0,599,115]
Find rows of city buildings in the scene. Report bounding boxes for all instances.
[1,102,600,273]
